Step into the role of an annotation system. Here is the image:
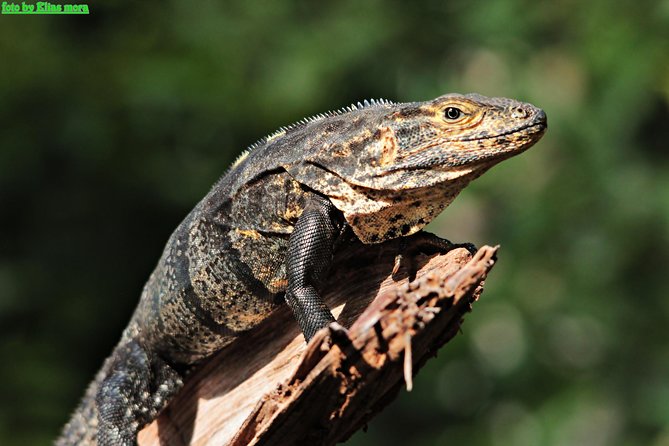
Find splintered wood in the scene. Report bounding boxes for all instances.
[139,242,498,446]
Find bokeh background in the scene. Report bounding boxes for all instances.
[1,1,669,445]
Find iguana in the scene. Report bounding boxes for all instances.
[57,93,547,445]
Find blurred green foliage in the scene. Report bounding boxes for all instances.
[1,0,669,444]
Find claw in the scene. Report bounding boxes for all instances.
[328,322,352,350]
[392,253,403,276]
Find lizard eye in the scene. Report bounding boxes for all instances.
[444,107,463,120]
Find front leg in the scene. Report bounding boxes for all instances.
[285,194,345,341]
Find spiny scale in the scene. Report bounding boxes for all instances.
[234,98,395,165]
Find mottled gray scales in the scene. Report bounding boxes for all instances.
[57,93,546,445]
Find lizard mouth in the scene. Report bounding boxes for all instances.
[431,120,548,170]
[451,119,547,143]
[391,120,547,172]
[398,113,547,160]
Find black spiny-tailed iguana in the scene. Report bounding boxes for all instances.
[57,93,547,445]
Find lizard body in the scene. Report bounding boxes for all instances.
[57,93,546,445]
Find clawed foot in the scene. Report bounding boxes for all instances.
[392,232,478,280]
[318,322,352,352]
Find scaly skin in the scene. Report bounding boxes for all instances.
[57,93,547,445]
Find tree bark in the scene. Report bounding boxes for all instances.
[138,239,499,446]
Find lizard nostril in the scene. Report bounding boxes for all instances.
[511,106,528,119]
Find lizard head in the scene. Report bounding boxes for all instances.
[391,93,547,171]
[287,93,547,243]
[318,93,547,191]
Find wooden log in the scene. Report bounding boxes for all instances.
[139,239,498,446]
